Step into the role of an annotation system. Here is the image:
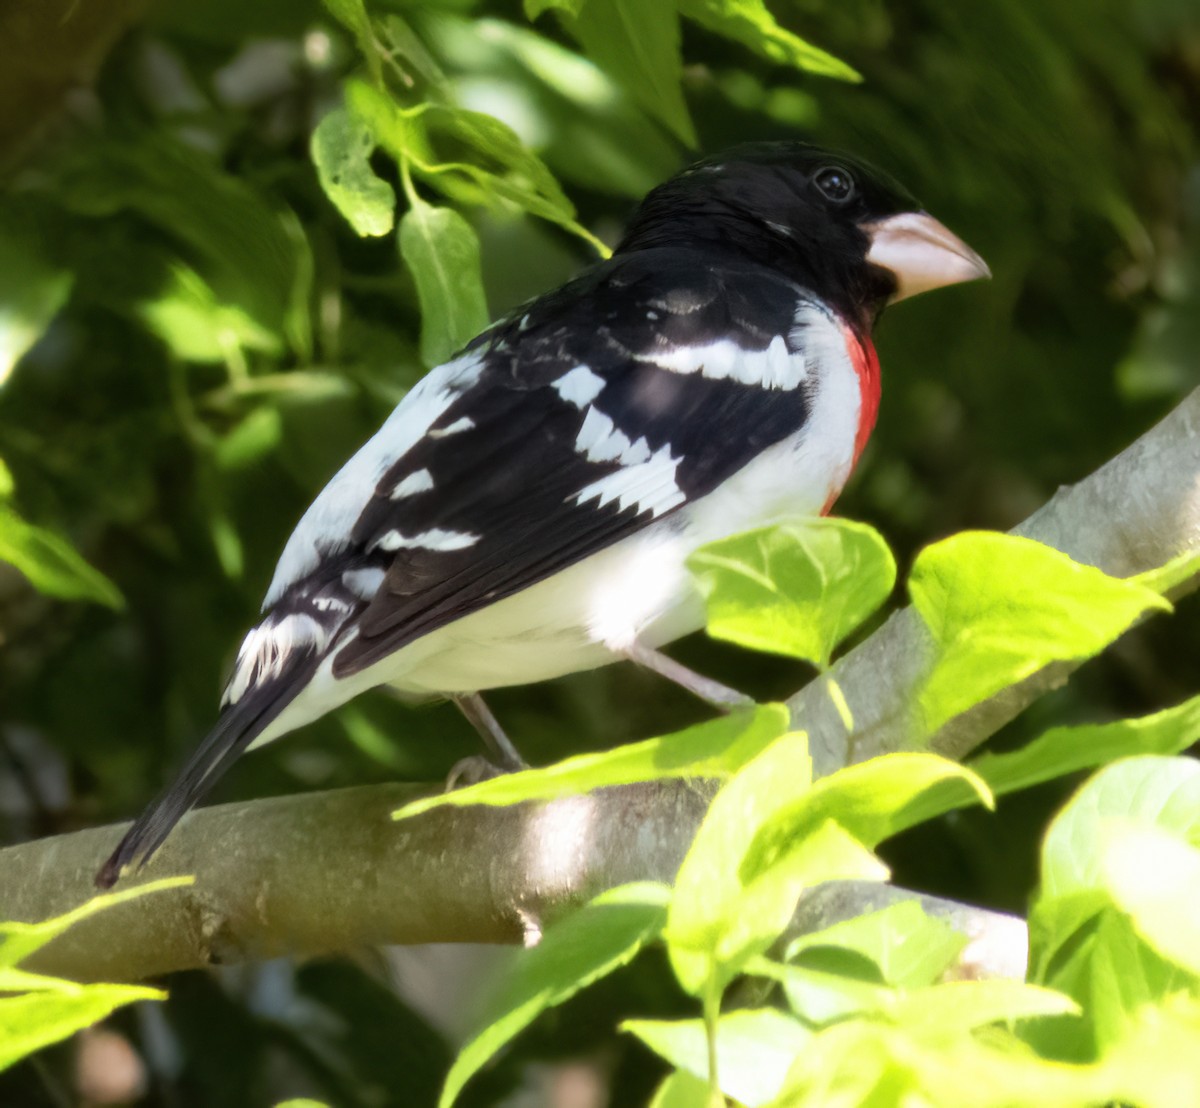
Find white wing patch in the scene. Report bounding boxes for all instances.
[428,416,474,439]
[264,352,485,607]
[575,406,653,465]
[552,364,606,409]
[222,613,333,706]
[370,527,479,553]
[639,334,805,390]
[342,567,385,598]
[573,441,684,517]
[388,469,435,500]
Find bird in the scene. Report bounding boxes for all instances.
[96,141,989,887]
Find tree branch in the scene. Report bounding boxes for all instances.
[2,390,1197,982]
[797,389,1200,775]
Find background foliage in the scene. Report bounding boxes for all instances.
[1,0,1199,1103]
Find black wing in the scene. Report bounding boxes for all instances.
[325,247,818,676]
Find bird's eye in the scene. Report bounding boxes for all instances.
[814,166,855,204]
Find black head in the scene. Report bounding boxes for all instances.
[616,142,988,329]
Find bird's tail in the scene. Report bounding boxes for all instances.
[95,620,326,888]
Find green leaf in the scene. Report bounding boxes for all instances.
[677,0,859,81]
[525,0,584,19]
[1038,756,1200,903]
[1133,547,1200,597]
[58,135,313,361]
[1102,996,1200,1106]
[138,263,280,362]
[346,80,438,168]
[321,0,381,84]
[910,532,1170,733]
[568,0,696,145]
[745,753,992,879]
[428,106,575,221]
[394,704,790,819]
[0,987,164,1072]
[0,879,190,1072]
[785,900,967,988]
[623,1009,809,1107]
[886,979,1078,1034]
[647,1068,711,1108]
[440,882,668,1108]
[311,107,396,237]
[666,732,886,995]
[349,81,606,255]
[1099,822,1200,977]
[970,695,1200,798]
[753,958,895,1025]
[758,959,1076,1031]
[214,406,285,472]
[703,821,885,995]
[688,518,896,668]
[1030,756,1200,1024]
[1088,908,1195,1054]
[398,199,490,368]
[0,503,124,609]
[0,212,72,386]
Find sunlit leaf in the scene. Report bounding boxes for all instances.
[970,695,1200,798]
[0,213,72,387]
[311,107,396,236]
[688,518,895,668]
[786,900,967,988]
[647,1068,711,1108]
[394,704,790,819]
[57,136,313,360]
[910,533,1169,732]
[1038,756,1200,903]
[0,879,191,1072]
[440,882,668,1107]
[1088,908,1196,1054]
[745,753,992,879]
[624,1009,809,1107]
[666,732,885,996]
[1100,823,1200,977]
[138,263,280,362]
[0,987,163,1072]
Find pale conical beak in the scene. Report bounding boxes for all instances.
[862,212,991,303]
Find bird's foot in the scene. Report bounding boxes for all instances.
[451,693,528,771]
[444,754,514,792]
[623,641,755,713]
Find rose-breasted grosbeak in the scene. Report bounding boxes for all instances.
[97,142,988,887]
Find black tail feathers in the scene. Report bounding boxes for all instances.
[95,650,320,888]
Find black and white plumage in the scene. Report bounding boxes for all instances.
[98,142,988,886]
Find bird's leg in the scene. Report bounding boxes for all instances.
[451,692,527,773]
[623,641,755,712]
